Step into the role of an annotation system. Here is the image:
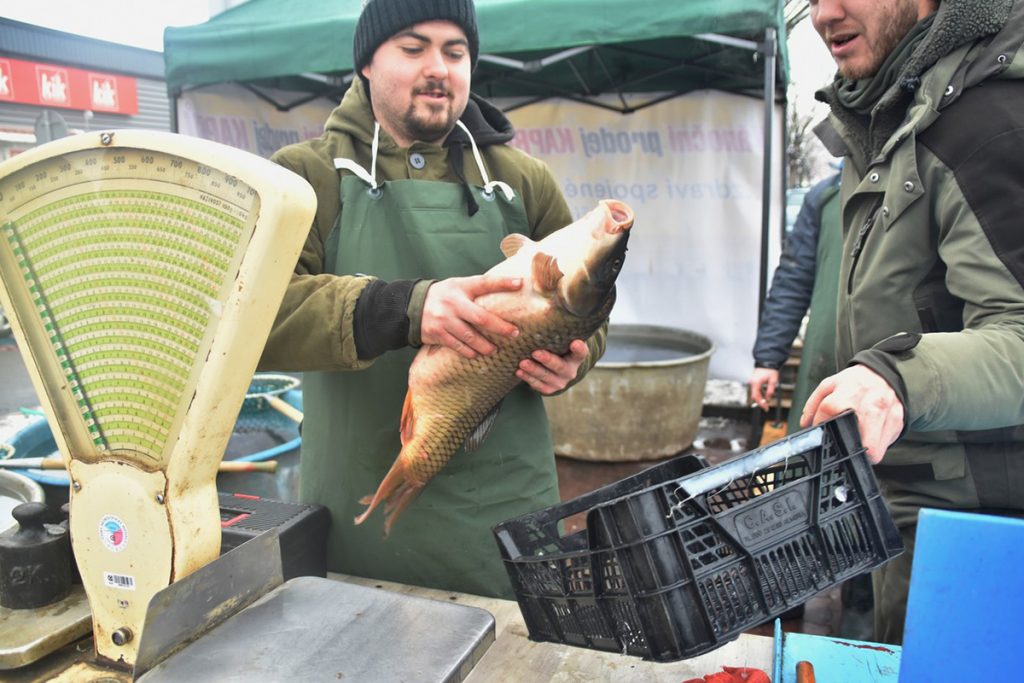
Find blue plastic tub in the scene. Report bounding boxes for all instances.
[3,389,302,504]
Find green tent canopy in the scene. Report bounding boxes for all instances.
[164,0,789,113]
[164,0,789,314]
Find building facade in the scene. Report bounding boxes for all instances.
[0,18,169,160]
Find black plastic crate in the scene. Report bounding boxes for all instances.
[219,493,330,580]
[493,412,903,661]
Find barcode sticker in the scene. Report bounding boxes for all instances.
[104,572,136,590]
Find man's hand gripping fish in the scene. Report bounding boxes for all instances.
[355,199,634,534]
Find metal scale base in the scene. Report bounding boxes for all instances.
[0,586,92,671]
[0,532,494,682]
[142,577,495,682]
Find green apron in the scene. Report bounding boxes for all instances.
[788,186,842,435]
[301,149,560,598]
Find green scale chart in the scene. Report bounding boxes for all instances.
[0,131,308,472]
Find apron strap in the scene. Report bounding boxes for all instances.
[332,120,516,204]
[333,122,381,189]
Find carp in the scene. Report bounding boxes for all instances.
[355,199,634,533]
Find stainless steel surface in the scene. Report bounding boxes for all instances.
[133,529,284,678]
[0,468,45,534]
[141,576,496,683]
[0,585,92,670]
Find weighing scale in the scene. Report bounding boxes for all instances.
[0,130,496,682]
[0,129,314,676]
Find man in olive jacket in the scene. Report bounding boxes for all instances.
[258,0,605,598]
[803,0,1024,643]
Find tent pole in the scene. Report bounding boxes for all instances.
[170,93,179,134]
[758,28,777,324]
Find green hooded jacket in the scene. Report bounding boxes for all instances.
[814,0,1024,494]
[259,79,605,375]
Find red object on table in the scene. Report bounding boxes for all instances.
[683,666,771,683]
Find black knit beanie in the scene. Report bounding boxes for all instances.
[353,0,480,77]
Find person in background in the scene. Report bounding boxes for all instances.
[258,0,606,599]
[749,171,841,437]
[804,0,1024,643]
[749,170,875,640]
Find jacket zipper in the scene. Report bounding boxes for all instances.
[847,200,884,295]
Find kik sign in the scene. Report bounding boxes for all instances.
[0,57,137,115]
[0,59,14,101]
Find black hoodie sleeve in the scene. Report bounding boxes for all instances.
[353,279,419,359]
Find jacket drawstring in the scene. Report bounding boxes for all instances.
[333,122,381,189]
[332,119,514,217]
[455,120,516,203]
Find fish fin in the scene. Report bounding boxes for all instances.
[381,485,423,535]
[354,457,423,536]
[532,252,564,293]
[399,389,415,445]
[463,401,502,452]
[499,233,532,258]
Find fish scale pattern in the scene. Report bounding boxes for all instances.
[403,292,616,482]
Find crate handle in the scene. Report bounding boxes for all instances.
[674,427,823,500]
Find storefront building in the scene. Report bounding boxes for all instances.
[0,18,169,160]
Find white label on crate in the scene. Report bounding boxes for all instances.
[98,515,128,552]
[103,572,136,591]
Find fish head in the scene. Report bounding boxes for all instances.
[553,200,633,318]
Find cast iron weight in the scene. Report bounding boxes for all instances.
[0,501,73,609]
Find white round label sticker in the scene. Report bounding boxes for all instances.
[99,515,128,553]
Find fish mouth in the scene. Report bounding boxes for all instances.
[561,200,632,317]
[603,200,634,235]
[598,200,633,280]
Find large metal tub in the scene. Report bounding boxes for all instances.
[544,324,714,461]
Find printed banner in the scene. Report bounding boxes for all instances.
[176,84,335,158]
[178,85,782,380]
[0,57,137,115]
[504,93,783,380]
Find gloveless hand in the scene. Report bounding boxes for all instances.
[517,339,589,395]
[420,275,521,359]
[800,364,905,463]
[749,367,780,410]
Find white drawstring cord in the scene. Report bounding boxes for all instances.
[333,122,381,189]
[456,120,516,201]
[335,121,515,201]
[370,121,379,184]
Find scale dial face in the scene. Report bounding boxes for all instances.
[0,139,261,469]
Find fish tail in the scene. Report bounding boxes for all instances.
[354,456,423,535]
[380,482,423,536]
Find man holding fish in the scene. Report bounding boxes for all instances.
[258,0,629,599]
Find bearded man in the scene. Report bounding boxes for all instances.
[259,0,604,598]
[802,0,1024,643]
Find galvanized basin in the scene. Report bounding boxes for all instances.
[544,324,714,461]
